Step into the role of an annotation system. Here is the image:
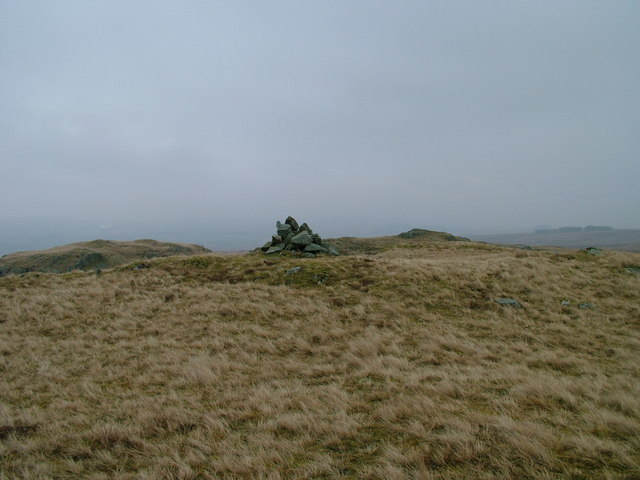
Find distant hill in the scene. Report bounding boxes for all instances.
[0,217,268,255]
[471,229,640,252]
[327,228,469,255]
[0,239,211,276]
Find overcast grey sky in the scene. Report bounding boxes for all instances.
[1,1,639,235]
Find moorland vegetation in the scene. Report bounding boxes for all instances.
[1,231,639,479]
[0,239,210,276]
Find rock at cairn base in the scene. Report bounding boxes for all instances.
[265,243,286,255]
[304,243,327,253]
[261,216,339,257]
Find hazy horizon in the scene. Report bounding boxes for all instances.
[1,214,638,256]
[0,214,480,255]
[2,1,639,244]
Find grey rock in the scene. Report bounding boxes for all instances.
[624,266,640,276]
[272,234,282,245]
[311,233,322,245]
[285,216,299,232]
[277,222,292,238]
[261,241,272,251]
[304,253,316,258]
[327,245,340,256]
[286,266,302,275]
[561,300,570,307]
[291,231,313,247]
[583,247,601,256]
[578,303,594,310]
[266,243,286,254]
[298,223,312,234]
[283,231,295,245]
[304,243,327,253]
[495,298,523,308]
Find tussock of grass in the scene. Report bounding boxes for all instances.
[1,241,639,478]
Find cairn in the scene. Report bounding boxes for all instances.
[261,216,339,256]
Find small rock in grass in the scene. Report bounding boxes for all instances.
[495,298,523,308]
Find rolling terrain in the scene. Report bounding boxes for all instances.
[1,233,639,479]
[0,239,211,276]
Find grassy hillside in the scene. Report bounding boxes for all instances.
[327,229,469,256]
[1,237,639,479]
[0,239,211,276]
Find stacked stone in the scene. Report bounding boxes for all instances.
[261,216,339,256]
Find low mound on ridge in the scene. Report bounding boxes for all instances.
[326,228,469,255]
[0,239,210,276]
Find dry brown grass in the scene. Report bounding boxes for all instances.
[1,241,639,479]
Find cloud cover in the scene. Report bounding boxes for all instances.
[2,1,639,235]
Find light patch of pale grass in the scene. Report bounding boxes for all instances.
[1,243,639,478]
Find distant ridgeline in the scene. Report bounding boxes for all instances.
[534,225,614,234]
[0,239,210,276]
[397,228,466,241]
